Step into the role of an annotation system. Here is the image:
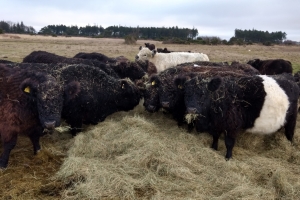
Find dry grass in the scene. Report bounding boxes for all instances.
[1,34,300,199]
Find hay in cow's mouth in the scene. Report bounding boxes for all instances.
[185,113,199,124]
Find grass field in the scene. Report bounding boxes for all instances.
[1,34,300,199]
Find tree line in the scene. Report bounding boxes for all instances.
[234,28,287,44]
[0,20,293,45]
[38,24,199,40]
[0,21,36,34]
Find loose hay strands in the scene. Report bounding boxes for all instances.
[185,113,199,124]
[1,37,300,199]
[50,101,300,199]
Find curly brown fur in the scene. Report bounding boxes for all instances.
[0,64,63,168]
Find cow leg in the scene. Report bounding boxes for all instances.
[0,134,18,168]
[210,132,220,150]
[284,106,298,142]
[28,126,44,154]
[28,133,41,155]
[224,135,235,160]
[187,123,194,133]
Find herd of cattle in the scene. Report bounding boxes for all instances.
[0,43,299,168]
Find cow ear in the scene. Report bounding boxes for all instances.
[149,75,160,87]
[174,76,187,90]
[120,80,132,91]
[64,81,80,101]
[139,46,142,50]
[208,77,222,91]
[20,78,38,97]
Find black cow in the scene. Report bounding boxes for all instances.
[143,63,260,128]
[59,64,142,136]
[136,60,157,76]
[23,51,119,78]
[145,43,155,50]
[0,59,14,64]
[73,52,150,81]
[73,52,116,63]
[4,62,142,136]
[247,59,292,75]
[182,73,299,159]
[157,47,191,53]
[0,64,63,168]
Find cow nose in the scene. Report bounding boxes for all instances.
[44,121,56,129]
[187,107,198,114]
[161,101,170,108]
[148,105,156,111]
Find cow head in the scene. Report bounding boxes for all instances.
[135,47,155,62]
[20,72,63,130]
[247,59,261,69]
[184,76,222,131]
[143,75,161,112]
[115,78,142,111]
[64,80,81,102]
[160,73,197,110]
[113,61,146,81]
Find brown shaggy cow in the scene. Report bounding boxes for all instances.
[0,64,63,168]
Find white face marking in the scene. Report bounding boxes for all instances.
[136,48,152,61]
[246,75,289,134]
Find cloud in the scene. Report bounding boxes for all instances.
[2,0,300,41]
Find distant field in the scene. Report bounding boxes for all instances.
[1,34,300,199]
[1,33,300,71]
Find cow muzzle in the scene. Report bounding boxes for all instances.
[147,105,156,112]
[187,107,198,114]
[44,121,56,130]
[161,101,170,108]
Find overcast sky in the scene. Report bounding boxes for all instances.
[1,0,300,41]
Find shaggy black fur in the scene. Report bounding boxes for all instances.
[144,64,260,129]
[73,52,117,63]
[60,64,142,135]
[5,63,142,136]
[0,59,15,64]
[247,58,292,75]
[156,47,192,53]
[145,43,155,50]
[184,73,299,159]
[0,64,63,168]
[23,51,119,78]
[73,52,150,81]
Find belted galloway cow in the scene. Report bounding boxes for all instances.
[182,73,299,159]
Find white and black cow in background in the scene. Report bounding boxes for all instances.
[135,47,209,73]
[180,73,299,159]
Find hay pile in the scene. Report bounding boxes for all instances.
[48,101,300,199]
